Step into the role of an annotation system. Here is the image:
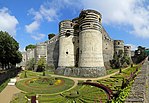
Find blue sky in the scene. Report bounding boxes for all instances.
[0,0,149,51]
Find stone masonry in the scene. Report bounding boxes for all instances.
[125,59,149,103]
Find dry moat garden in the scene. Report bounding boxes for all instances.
[10,63,142,103]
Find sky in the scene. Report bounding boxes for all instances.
[0,0,149,51]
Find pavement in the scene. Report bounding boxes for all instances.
[0,77,21,103]
[146,61,149,102]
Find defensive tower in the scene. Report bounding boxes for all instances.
[124,46,131,57]
[58,20,75,67]
[114,40,124,54]
[78,10,104,67]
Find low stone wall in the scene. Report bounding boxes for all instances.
[125,60,148,103]
[0,68,21,85]
[55,67,106,77]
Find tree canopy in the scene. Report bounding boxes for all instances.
[37,57,46,72]
[25,44,36,51]
[48,33,55,40]
[110,50,131,69]
[26,58,35,70]
[133,46,147,63]
[0,31,22,69]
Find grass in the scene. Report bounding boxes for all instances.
[16,77,74,94]
[20,70,54,79]
[106,68,119,75]
[0,79,10,92]
[38,85,107,103]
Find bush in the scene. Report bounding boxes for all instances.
[110,51,131,69]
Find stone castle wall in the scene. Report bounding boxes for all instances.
[35,42,47,62]
[47,36,59,68]
[102,27,114,68]
[46,26,115,70]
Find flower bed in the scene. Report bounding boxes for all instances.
[16,77,74,94]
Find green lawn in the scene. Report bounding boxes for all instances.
[16,76,74,94]
[0,79,10,92]
[38,85,107,103]
[106,68,119,75]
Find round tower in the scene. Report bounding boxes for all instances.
[58,20,75,67]
[114,40,124,54]
[78,10,104,68]
[124,46,131,57]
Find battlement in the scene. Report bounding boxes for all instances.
[79,9,102,32]
[79,9,102,19]
[124,46,131,50]
[59,20,74,37]
[114,40,124,45]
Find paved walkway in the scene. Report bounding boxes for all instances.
[0,77,21,103]
[125,59,148,103]
[146,61,149,102]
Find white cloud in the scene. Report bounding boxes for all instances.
[126,44,138,51]
[31,34,46,40]
[25,0,80,34]
[81,0,149,38]
[25,21,40,33]
[25,1,59,33]
[0,7,18,36]
[39,5,58,22]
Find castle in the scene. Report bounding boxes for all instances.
[20,9,132,77]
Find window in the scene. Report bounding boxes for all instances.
[99,18,101,22]
[71,23,73,27]
[65,30,71,37]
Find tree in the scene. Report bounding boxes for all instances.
[37,57,46,72]
[133,46,147,63]
[26,58,35,70]
[110,50,131,69]
[0,31,22,69]
[10,51,22,65]
[48,34,55,40]
[25,44,36,51]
